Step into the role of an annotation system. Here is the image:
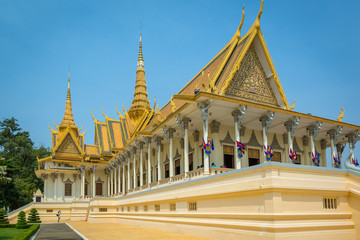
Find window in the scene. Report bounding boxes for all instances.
[96,182,103,196]
[294,154,301,165]
[36,197,41,203]
[175,159,180,175]
[189,153,193,171]
[323,197,338,209]
[144,205,148,212]
[135,206,138,212]
[85,183,88,196]
[46,209,53,213]
[170,203,176,211]
[188,202,197,211]
[99,208,107,212]
[65,183,72,197]
[165,163,169,178]
[155,204,160,212]
[248,148,260,166]
[272,152,281,162]
[223,145,234,168]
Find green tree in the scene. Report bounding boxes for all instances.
[27,208,41,223]
[0,208,9,225]
[16,211,27,229]
[0,158,12,185]
[0,118,50,210]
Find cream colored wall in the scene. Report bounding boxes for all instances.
[84,164,358,239]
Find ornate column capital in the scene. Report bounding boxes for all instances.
[135,140,144,150]
[175,115,191,135]
[192,130,199,142]
[232,105,247,123]
[197,101,211,122]
[346,131,360,150]
[144,136,151,145]
[306,122,322,140]
[327,126,343,143]
[41,173,48,180]
[78,165,85,173]
[209,120,220,134]
[259,111,274,135]
[51,172,58,181]
[284,117,300,139]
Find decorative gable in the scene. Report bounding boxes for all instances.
[225,44,279,107]
[56,134,81,155]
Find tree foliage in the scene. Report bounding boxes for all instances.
[16,211,27,229]
[0,208,9,225]
[0,118,50,210]
[27,208,41,223]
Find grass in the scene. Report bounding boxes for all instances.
[0,228,26,240]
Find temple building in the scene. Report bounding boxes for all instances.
[8,1,360,239]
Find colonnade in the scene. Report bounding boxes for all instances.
[91,102,358,197]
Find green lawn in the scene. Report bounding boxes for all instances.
[0,228,26,240]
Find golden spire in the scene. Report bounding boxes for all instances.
[138,33,143,63]
[59,72,78,129]
[128,32,151,124]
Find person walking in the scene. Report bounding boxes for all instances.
[57,210,61,223]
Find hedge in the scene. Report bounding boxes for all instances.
[12,224,40,240]
[0,224,16,228]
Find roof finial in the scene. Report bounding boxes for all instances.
[255,0,264,29]
[59,72,77,129]
[237,4,245,38]
[138,31,143,64]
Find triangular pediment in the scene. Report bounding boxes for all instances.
[56,133,81,156]
[225,44,279,107]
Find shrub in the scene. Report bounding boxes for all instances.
[12,224,40,240]
[27,208,41,223]
[16,211,27,229]
[0,223,15,228]
[0,208,9,225]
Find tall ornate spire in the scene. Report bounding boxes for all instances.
[128,33,151,124]
[59,73,78,129]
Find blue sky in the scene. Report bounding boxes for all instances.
[1,0,360,163]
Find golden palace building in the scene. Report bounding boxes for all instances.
[8,1,360,239]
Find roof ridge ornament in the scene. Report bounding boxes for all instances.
[237,4,245,39]
[255,0,264,29]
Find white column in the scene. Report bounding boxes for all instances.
[118,162,121,193]
[168,129,176,178]
[106,170,110,196]
[114,164,117,194]
[198,101,211,175]
[122,160,126,194]
[127,153,131,190]
[110,168,113,195]
[92,166,96,197]
[146,137,152,185]
[139,142,144,186]
[260,112,274,163]
[284,117,300,164]
[307,122,322,166]
[232,106,247,169]
[132,148,137,188]
[52,173,58,200]
[328,127,342,168]
[155,137,162,181]
[183,118,191,175]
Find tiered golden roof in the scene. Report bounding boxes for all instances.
[128,33,151,125]
[59,73,78,130]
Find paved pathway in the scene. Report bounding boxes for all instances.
[35,223,83,240]
[68,221,210,240]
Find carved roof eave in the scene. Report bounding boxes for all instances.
[172,92,360,131]
[52,127,85,156]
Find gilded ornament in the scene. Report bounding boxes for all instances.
[337,106,345,122]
